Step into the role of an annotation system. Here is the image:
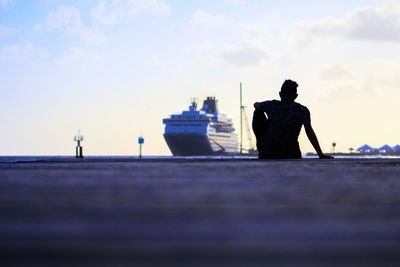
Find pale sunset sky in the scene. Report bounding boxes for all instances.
[1,0,399,155]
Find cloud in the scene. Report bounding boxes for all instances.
[379,0,400,11]
[194,41,214,51]
[60,46,103,63]
[218,42,269,67]
[345,7,400,42]
[60,46,85,62]
[294,3,400,43]
[192,10,225,27]
[0,0,12,7]
[239,13,279,41]
[146,55,160,65]
[1,42,34,57]
[319,65,353,81]
[0,42,48,59]
[195,55,213,65]
[224,0,245,6]
[0,25,13,38]
[44,6,104,43]
[91,0,170,25]
[191,42,215,65]
[364,58,400,90]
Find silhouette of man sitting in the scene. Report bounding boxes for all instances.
[253,80,332,159]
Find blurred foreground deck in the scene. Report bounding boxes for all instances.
[1,158,400,266]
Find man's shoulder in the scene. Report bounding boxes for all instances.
[259,99,278,109]
[293,102,310,121]
[293,102,309,111]
[260,99,280,106]
[260,99,279,104]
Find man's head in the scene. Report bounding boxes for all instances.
[279,79,298,102]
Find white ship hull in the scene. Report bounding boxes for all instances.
[164,132,238,156]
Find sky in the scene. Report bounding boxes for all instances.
[1,0,400,156]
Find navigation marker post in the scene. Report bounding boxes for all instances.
[74,129,84,158]
[138,136,144,159]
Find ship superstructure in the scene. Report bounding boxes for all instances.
[163,97,238,156]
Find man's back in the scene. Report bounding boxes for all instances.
[253,79,332,159]
[256,100,310,158]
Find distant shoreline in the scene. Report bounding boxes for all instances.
[1,155,400,163]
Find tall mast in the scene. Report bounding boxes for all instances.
[240,82,243,154]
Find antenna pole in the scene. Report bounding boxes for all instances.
[240,82,243,155]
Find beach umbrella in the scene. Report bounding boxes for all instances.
[357,144,375,151]
[378,145,394,152]
[393,145,400,151]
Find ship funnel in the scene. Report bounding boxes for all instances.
[202,96,218,114]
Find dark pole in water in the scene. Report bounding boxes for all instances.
[240,82,243,155]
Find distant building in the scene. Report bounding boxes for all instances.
[393,145,400,152]
[378,145,394,154]
[357,144,376,154]
[356,144,400,155]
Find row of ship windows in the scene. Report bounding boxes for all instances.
[170,124,203,127]
[172,116,202,119]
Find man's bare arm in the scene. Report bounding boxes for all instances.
[304,121,333,159]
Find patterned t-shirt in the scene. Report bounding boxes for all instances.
[257,100,310,158]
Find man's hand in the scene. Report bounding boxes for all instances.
[319,154,334,159]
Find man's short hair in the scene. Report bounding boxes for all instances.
[281,79,298,96]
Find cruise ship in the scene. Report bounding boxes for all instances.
[163,97,239,156]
